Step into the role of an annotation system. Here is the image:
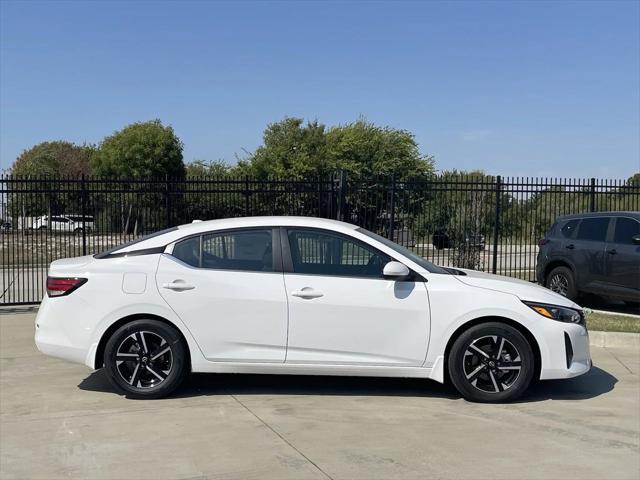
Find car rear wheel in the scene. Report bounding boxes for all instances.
[103,319,188,399]
[546,266,577,300]
[448,322,535,403]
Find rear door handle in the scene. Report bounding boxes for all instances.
[565,244,575,250]
[607,249,617,255]
[291,288,324,299]
[162,281,195,291]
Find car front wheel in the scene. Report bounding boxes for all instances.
[448,322,535,403]
[103,319,188,399]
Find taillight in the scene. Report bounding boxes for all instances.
[46,277,87,297]
[538,238,550,247]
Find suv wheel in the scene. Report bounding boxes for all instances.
[546,266,577,300]
[448,322,535,403]
[103,319,188,399]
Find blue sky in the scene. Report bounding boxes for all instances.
[1,0,639,178]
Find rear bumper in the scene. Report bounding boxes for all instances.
[34,295,93,368]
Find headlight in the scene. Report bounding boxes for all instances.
[523,301,584,324]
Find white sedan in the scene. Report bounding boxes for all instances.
[35,216,592,402]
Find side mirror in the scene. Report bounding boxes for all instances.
[383,261,411,279]
[632,234,640,245]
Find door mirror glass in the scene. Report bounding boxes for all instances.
[383,261,410,279]
[632,234,640,245]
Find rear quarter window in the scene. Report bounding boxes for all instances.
[559,219,579,238]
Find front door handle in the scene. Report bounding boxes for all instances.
[162,280,195,291]
[607,249,617,255]
[291,288,324,299]
[565,244,575,250]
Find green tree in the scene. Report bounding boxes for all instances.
[91,119,185,178]
[326,119,434,180]
[91,120,185,235]
[186,159,236,177]
[237,118,328,178]
[239,117,434,179]
[8,141,94,220]
[11,141,93,178]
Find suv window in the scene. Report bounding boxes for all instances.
[287,229,391,278]
[576,217,609,242]
[173,229,274,272]
[613,217,640,244]
[560,219,579,238]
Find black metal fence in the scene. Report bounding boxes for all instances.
[1,173,638,305]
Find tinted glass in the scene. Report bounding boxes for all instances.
[172,236,201,267]
[613,218,640,244]
[202,230,273,272]
[576,218,609,242]
[560,219,579,238]
[288,229,391,277]
[356,228,448,274]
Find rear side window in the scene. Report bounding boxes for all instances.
[202,230,273,271]
[613,218,640,244]
[576,217,609,242]
[173,229,274,272]
[560,219,579,238]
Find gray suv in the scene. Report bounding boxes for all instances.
[536,211,640,304]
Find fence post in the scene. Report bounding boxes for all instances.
[492,175,502,275]
[81,174,87,256]
[165,175,172,228]
[388,174,396,240]
[590,177,596,212]
[336,170,347,221]
[244,176,250,216]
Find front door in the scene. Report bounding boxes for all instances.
[156,228,288,363]
[605,217,640,297]
[282,228,430,366]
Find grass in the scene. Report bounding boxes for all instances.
[587,311,640,333]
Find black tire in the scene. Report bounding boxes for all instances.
[448,322,535,403]
[103,319,188,399]
[545,266,577,300]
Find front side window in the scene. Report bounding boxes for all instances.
[613,217,640,244]
[576,217,609,242]
[173,229,274,272]
[287,229,391,278]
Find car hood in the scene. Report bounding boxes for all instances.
[453,268,581,309]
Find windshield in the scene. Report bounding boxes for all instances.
[356,227,448,274]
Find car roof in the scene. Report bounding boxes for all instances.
[112,216,359,253]
[556,211,640,221]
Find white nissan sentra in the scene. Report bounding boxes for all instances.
[35,216,591,402]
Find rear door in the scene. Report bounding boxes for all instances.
[605,217,640,297]
[572,217,610,293]
[156,228,288,363]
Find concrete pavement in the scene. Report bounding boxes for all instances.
[1,313,639,480]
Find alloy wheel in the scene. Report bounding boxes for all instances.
[548,273,569,296]
[463,335,522,394]
[115,331,173,389]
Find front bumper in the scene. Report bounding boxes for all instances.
[539,321,591,380]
